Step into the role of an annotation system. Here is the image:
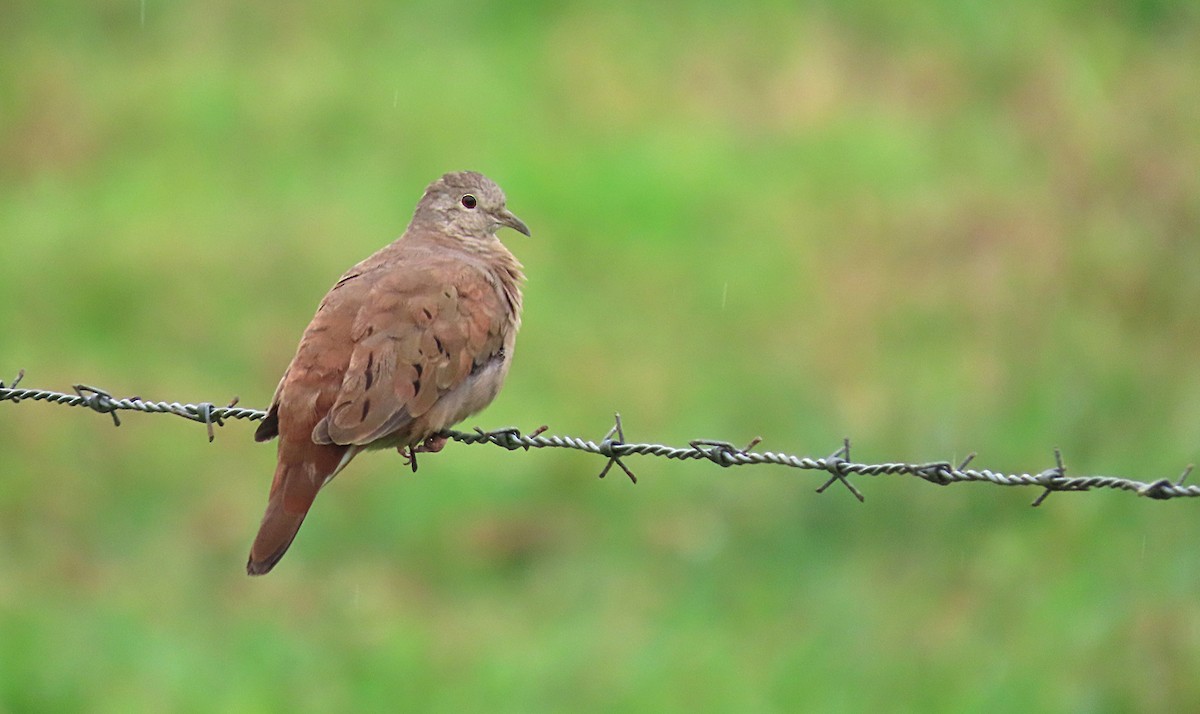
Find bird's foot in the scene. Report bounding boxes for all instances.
[398,445,415,472]
[415,433,449,455]
[398,434,449,473]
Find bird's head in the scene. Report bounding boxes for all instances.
[413,171,530,241]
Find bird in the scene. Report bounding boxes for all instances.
[246,171,530,575]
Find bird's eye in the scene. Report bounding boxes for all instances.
[461,194,477,209]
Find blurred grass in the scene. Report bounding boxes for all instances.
[2,0,1200,711]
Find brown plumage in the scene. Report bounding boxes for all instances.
[247,171,529,575]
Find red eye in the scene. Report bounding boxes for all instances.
[461,194,477,209]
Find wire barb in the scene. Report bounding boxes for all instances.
[196,403,217,442]
[73,384,122,427]
[471,426,528,451]
[3,376,1200,502]
[688,439,756,467]
[596,413,637,484]
[913,460,955,486]
[1177,464,1194,487]
[0,369,25,393]
[1031,447,1067,507]
[815,438,866,502]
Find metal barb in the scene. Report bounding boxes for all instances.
[1,368,26,390]
[469,425,523,450]
[602,412,625,443]
[597,412,636,484]
[1138,479,1174,500]
[192,403,216,442]
[0,369,26,402]
[688,440,746,467]
[815,438,865,502]
[1178,464,1194,487]
[72,384,121,427]
[916,461,955,486]
[1031,447,1067,507]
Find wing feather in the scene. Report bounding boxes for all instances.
[313,258,512,446]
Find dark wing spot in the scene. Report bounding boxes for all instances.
[414,363,423,378]
[434,336,445,355]
[364,352,375,389]
[422,308,433,320]
[364,325,375,337]
[412,378,421,394]
[361,398,372,422]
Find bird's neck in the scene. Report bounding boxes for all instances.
[392,230,525,314]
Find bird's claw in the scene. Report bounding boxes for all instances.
[398,434,449,473]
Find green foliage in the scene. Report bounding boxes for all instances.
[2,1,1199,710]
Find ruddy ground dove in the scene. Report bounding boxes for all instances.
[247,171,529,575]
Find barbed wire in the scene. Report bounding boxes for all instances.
[1,369,1196,504]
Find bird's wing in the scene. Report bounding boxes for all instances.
[312,254,512,446]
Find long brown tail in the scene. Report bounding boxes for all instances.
[247,443,349,575]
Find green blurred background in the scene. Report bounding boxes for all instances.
[2,0,1199,711]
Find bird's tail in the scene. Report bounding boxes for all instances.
[247,444,354,576]
[247,492,311,575]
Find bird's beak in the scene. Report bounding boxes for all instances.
[498,208,531,237]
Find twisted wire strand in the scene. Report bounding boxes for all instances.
[2,375,1197,503]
